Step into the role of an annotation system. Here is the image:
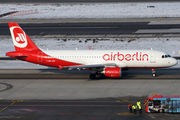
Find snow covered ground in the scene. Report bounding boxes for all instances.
[0,2,180,19]
[0,37,180,69]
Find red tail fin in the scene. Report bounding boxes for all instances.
[8,23,40,51]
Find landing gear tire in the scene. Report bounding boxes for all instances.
[90,74,96,79]
[160,109,164,113]
[152,73,156,77]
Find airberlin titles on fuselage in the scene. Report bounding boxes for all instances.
[103,52,149,61]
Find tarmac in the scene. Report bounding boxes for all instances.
[0,69,180,100]
[0,99,180,120]
[2,18,180,38]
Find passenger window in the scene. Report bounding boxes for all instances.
[153,100,161,108]
[148,102,153,106]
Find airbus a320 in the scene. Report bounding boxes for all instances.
[6,23,178,79]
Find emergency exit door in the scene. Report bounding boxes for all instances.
[37,52,43,62]
[150,52,156,63]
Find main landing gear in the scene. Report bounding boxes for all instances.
[90,74,96,79]
[152,68,156,77]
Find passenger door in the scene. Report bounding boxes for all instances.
[150,52,156,63]
[177,101,180,112]
[169,101,173,113]
[37,52,43,62]
[172,101,177,113]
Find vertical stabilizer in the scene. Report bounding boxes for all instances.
[8,23,40,51]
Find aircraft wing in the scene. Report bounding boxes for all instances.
[60,63,118,70]
[7,55,28,60]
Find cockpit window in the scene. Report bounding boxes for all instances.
[162,54,171,58]
[168,55,171,57]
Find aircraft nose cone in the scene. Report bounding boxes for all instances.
[172,59,178,66]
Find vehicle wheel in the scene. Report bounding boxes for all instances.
[152,73,156,77]
[162,109,164,113]
[90,74,96,79]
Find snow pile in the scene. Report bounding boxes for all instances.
[0,3,180,19]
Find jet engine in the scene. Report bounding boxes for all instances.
[102,67,122,78]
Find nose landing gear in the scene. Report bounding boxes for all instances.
[152,68,156,77]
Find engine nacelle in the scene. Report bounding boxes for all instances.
[102,67,122,78]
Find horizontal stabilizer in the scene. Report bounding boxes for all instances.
[8,55,28,57]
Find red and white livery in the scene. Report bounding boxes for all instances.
[6,23,178,79]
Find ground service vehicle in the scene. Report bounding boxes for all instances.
[145,95,180,113]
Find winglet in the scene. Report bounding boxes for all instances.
[88,46,92,50]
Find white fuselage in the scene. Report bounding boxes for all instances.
[42,50,177,68]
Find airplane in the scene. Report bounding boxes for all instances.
[6,23,178,79]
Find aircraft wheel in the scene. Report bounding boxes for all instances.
[90,74,96,79]
[152,73,156,77]
[160,109,164,113]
